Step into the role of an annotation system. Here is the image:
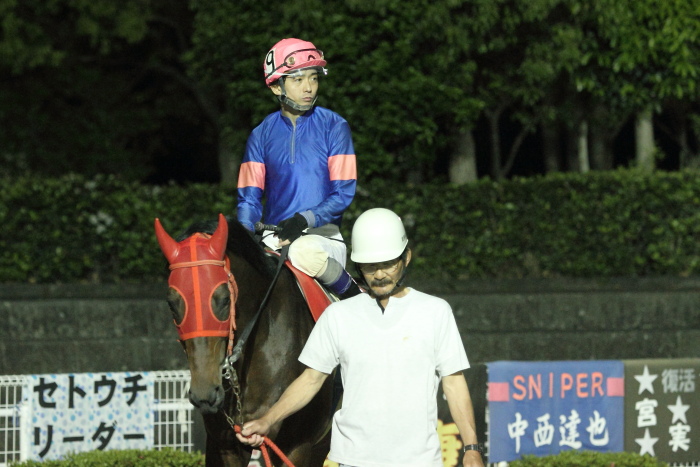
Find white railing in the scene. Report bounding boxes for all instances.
[0,371,194,466]
[0,375,24,466]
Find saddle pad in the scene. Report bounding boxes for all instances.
[285,260,334,322]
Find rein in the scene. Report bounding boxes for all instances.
[219,244,289,430]
[230,424,295,467]
[219,245,298,467]
[223,245,289,369]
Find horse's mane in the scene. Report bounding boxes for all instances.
[175,216,276,280]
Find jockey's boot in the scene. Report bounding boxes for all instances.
[319,259,364,300]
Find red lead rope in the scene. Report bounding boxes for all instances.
[233,425,296,467]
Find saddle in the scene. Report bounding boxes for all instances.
[264,249,335,322]
[285,260,336,322]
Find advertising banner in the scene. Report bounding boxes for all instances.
[487,360,624,463]
[28,372,155,460]
[624,359,699,464]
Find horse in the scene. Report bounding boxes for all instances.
[154,213,334,466]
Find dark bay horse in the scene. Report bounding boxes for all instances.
[154,213,333,466]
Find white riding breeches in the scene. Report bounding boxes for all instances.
[261,230,347,277]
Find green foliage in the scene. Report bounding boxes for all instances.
[0,0,152,73]
[2,0,700,182]
[10,448,204,466]
[0,174,231,283]
[185,0,700,181]
[2,170,699,283]
[0,0,211,181]
[348,169,700,279]
[566,0,700,103]
[509,450,667,467]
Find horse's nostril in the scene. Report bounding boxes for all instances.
[188,385,224,414]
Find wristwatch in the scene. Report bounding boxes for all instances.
[463,443,484,454]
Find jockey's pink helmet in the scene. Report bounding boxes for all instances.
[263,38,327,87]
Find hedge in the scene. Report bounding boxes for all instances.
[10,448,204,466]
[508,450,668,466]
[1,169,699,283]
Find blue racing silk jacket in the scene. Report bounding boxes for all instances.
[237,106,357,232]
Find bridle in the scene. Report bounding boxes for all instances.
[155,214,290,426]
[168,243,289,420]
[167,251,247,424]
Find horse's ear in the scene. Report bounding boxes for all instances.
[210,213,228,258]
[154,218,179,263]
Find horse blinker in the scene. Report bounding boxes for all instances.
[154,214,236,340]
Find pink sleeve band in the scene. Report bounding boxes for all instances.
[237,161,266,189]
[328,154,357,181]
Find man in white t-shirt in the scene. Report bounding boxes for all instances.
[236,208,484,467]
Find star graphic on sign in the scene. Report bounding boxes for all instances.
[635,428,659,456]
[668,395,690,424]
[634,365,658,394]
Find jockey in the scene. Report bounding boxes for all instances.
[237,38,362,299]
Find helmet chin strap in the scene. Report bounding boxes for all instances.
[277,78,316,112]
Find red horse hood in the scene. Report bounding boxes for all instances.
[154,214,231,340]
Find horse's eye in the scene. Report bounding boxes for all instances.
[167,288,186,325]
[211,285,231,321]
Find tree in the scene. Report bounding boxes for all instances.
[0,0,217,182]
[657,99,700,169]
[461,0,582,179]
[556,0,700,171]
[186,0,700,183]
[3,0,698,184]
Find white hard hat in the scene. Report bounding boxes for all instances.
[350,208,408,264]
